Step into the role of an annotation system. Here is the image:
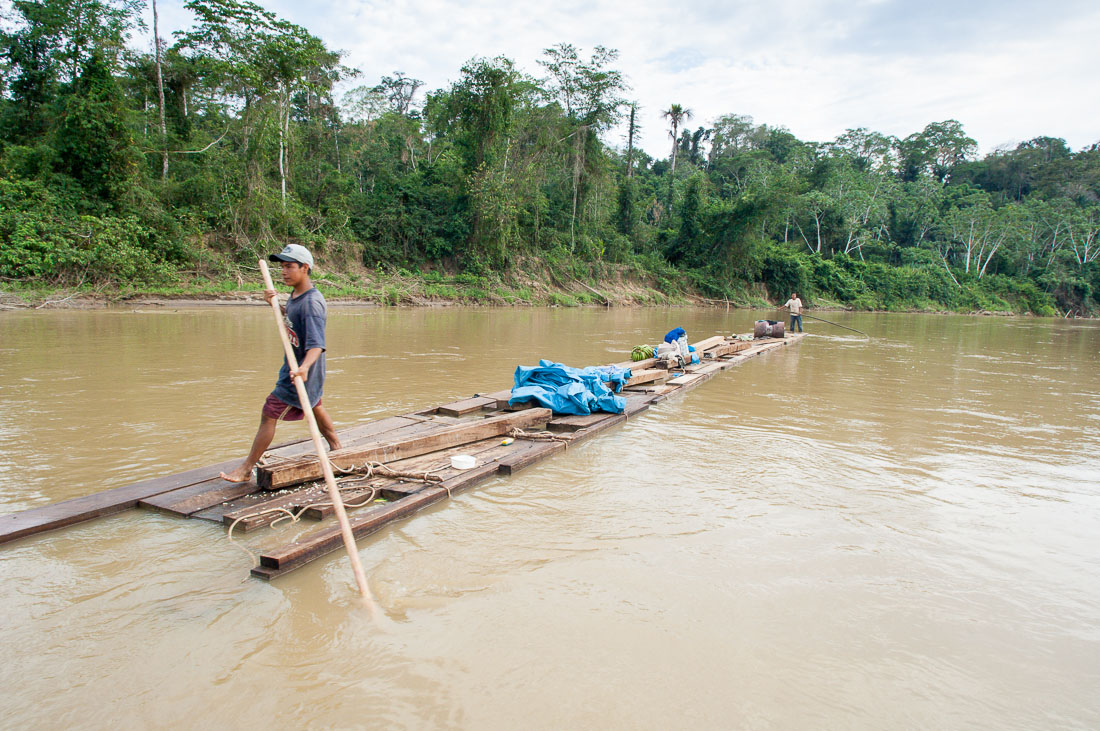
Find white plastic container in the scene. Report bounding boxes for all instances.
[451,455,477,470]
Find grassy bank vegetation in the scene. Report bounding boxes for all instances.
[2,0,1097,315]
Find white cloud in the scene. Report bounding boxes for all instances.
[143,0,1100,157]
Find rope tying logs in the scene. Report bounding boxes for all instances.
[509,427,570,448]
[226,460,444,566]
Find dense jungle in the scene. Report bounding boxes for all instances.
[1,0,1098,314]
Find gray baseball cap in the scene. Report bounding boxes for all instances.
[268,244,314,268]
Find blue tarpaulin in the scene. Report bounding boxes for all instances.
[509,359,629,415]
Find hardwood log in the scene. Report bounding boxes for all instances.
[619,369,665,388]
[497,439,566,474]
[253,461,502,577]
[138,418,446,518]
[622,394,655,417]
[560,413,628,446]
[705,341,751,358]
[0,417,425,544]
[691,335,727,352]
[609,357,658,370]
[666,373,705,386]
[622,383,677,395]
[255,408,552,490]
[437,395,498,417]
[547,412,618,432]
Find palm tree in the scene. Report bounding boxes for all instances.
[661,104,693,175]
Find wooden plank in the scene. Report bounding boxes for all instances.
[562,413,627,446]
[478,388,512,409]
[666,373,705,386]
[139,417,447,518]
[218,484,330,531]
[675,371,718,394]
[479,387,541,411]
[256,408,553,490]
[216,483,414,531]
[620,369,664,388]
[740,339,789,357]
[622,394,654,417]
[705,341,751,358]
[271,421,517,489]
[609,357,658,371]
[691,335,727,352]
[497,439,567,474]
[0,415,438,544]
[253,461,502,577]
[437,395,497,417]
[140,478,259,516]
[685,362,724,376]
[547,412,621,433]
[300,485,424,521]
[622,383,677,395]
[299,437,512,521]
[339,416,438,443]
[214,434,515,527]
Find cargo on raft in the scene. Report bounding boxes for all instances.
[0,331,804,580]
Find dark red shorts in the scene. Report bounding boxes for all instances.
[262,393,321,422]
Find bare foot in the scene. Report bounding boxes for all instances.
[327,438,343,451]
[219,463,254,482]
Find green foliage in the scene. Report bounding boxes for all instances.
[53,51,140,202]
[760,242,810,300]
[0,176,173,282]
[0,0,1096,317]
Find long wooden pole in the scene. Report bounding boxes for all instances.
[801,313,871,338]
[259,260,377,611]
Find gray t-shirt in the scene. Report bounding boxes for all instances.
[272,287,326,409]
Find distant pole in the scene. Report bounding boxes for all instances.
[802,313,870,338]
[260,260,378,614]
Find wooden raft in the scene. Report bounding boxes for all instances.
[0,333,804,580]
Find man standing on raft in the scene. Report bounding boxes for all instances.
[220,244,341,483]
[782,292,804,333]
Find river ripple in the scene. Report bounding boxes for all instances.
[1,307,1098,728]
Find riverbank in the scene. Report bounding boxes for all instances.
[5,248,1088,316]
[0,284,1077,317]
[1,261,765,310]
[0,271,1070,316]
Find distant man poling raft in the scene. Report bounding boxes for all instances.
[781,292,804,333]
[776,292,872,338]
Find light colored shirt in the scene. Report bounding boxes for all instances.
[784,298,803,315]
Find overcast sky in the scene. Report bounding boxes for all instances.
[147,0,1100,159]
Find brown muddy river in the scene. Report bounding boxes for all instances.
[2,306,1098,728]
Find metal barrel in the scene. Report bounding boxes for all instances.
[753,320,785,338]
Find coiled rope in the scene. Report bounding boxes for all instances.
[227,460,443,566]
